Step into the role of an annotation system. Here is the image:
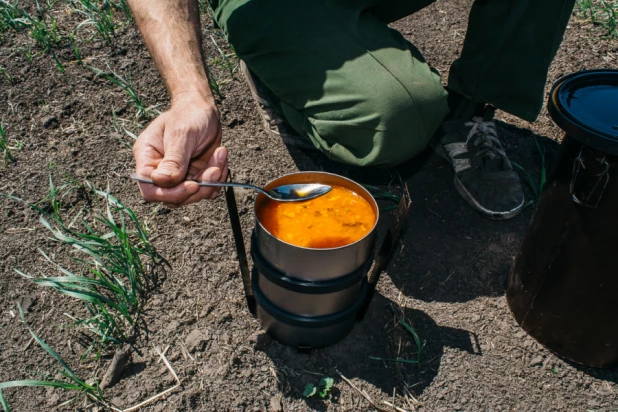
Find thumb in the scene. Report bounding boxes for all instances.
[151,136,191,188]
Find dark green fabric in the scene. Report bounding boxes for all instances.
[212,0,575,167]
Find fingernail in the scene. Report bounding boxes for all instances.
[217,148,227,164]
[211,170,221,182]
[152,169,173,178]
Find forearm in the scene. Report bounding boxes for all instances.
[127,0,213,104]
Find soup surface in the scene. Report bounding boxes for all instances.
[257,185,376,248]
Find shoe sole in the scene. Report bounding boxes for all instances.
[453,175,524,220]
[431,141,524,220]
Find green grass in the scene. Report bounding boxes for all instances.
[1,0,131,73]
[0,124,16,166]
[72,0,116,44]
[303,377,334,399]
[370,304,426,365]
[111,0,132,22]
[4,178,164,357]
[0,1,63,71]
[205,31,239,99]
[33,174,84,223]
[0,66,12,82]
[0,303,105,412]
[361,173,405,212]
[577,0,618,38]
[111,107,140,148]
[512,137,547,206]
[27,4,61,52]
[0,0,29,34]
[89,65,159,118]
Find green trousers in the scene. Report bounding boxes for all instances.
[212,0,575,167]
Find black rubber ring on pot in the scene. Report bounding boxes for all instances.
[252,272,368,328]
[251,232,373,294]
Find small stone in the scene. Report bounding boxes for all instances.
[46,391,61,406]
[588,400,600,407]
[530,356,544,367]
[16,295,36,313]
[183,216,192,222]
[269,396,282,412]
[185,329,210,353]
[226,118,240,128]
[42,115,58,129]
[99,345,131,390]
[165,320,180,333]
[488,243,504,253]
[514,330,527,339]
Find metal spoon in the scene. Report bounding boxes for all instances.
[130,173,332,202]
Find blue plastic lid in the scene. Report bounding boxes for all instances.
[549,70,618,155]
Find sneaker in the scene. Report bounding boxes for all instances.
[239,61,317,151]
[436,114,525,220]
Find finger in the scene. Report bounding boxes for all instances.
[176,166,223,206]
[137,180,200,204]
[209,162,229,200]
[133,116,166,177]
[151,126,193,188]
[194,146,228,201]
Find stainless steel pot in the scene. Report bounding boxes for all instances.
[254,172,379,281]
[251,236,371,317]
[252,272,367,348]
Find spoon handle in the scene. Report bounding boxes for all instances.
[129,173,266,194]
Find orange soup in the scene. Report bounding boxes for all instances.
[257,185,376,248]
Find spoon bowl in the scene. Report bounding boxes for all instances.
[130,173,332,202]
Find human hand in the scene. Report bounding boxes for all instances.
[133,94,228,208]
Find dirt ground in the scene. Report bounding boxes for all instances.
[1,1,617,411]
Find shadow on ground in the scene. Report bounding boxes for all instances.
[287,120,560,303]
[253,292,480,410]
[252,120,618,404]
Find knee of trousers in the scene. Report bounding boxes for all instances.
[315,84,449,168]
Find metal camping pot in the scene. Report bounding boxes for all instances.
[254,172,379,281]
[251,235,372,317]
[506,69,618,368]
[252,271,369,349]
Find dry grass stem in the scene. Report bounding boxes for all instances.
[111,346,181,412]
[156,345,170,363]
[383,400,410,412]
[23,326,44,351]
[337,370,390,412]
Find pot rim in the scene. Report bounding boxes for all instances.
[253,171,380,251]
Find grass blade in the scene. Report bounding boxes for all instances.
[0,380,83,391]
[512,161,539,203]
[390,304,426,363]
[368,356,419,365]
[0,389,9,412]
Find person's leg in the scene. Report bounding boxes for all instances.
[370,0,436,24]
[212,0,448,168]
[429,0,575,219]
[448,0,576,122]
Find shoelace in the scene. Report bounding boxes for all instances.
[465,117,506,160]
